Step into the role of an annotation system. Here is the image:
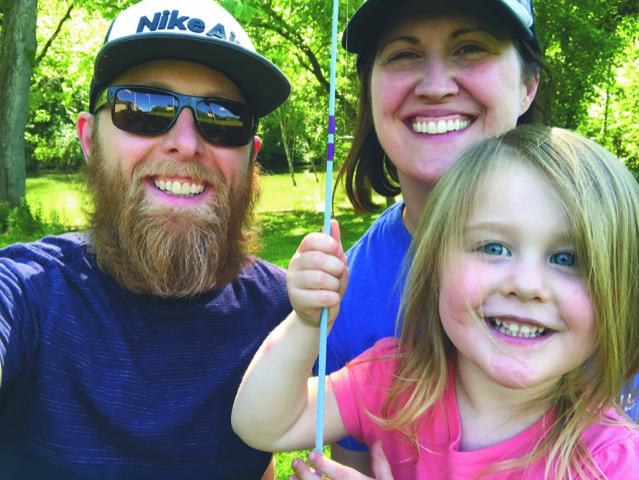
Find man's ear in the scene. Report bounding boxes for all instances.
[77,112,94,162]
[252,136,262,164]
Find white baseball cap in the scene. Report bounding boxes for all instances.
[89,0,290,117]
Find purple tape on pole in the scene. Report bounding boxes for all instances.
[327,143,335,159]
[328,115,336,135]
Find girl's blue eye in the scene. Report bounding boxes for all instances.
[551,252,577,267]
[478,243,510,256]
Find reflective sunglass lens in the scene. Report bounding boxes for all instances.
[196,101,252,146]
[113,89,177,134]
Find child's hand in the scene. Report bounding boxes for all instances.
[288,440,393,480]
[287,220,348,327]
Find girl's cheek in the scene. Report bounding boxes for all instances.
[458,261,487,306]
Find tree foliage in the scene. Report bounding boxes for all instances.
[25,0,136,172]
[2,0,638,184]
[536,0,638,129]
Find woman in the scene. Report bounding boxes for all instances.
[317,0,548,475]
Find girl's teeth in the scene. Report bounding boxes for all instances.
[491,318,545,338]
[153,179,205,197]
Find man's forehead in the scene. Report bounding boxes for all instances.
[109,59,246,102]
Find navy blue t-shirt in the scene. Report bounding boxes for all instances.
[0,233,291,479]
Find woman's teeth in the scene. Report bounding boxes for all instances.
[153,179,205,197]
[412,118,471,135]
[490,318,546,338]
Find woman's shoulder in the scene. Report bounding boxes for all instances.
[365,200,406,236]
[346,201,410,261]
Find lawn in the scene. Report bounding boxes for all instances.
[21,167,384,478]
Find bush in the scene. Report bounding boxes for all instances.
[0,198,71,248]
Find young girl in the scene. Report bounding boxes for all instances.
[232,125,639,479]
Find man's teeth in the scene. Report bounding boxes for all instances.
[153,179,205,197]
[412,118,471,135]
[491,318,546,338]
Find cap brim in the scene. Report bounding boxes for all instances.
[92,34,290,118]
[342,0,539,55]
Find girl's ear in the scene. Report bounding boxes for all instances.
[77,112,94,162]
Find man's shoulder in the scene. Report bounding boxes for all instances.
[227,258,290,309]
[242,257,286,279]
[237,257,287,289]
[0,232,88,267]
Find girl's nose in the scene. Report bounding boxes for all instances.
[501,258,551,303]
[413,55,459,100]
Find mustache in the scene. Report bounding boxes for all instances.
[129,158,226,190]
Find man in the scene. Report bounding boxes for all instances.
[0,0,291,478]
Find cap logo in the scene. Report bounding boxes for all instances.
[136,9,239,44]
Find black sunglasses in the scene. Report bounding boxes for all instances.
[93,86,259,147]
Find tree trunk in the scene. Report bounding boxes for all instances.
[278,115,296,187]
[0,0,38,207]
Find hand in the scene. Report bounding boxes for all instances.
[287,441,393,480]
[287,219,348,327]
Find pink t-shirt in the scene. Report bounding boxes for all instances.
[330,337,639,479]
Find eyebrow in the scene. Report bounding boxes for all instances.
[463,222,511,236]
[379,26,504,54]
[464,221,573,242]
[452,27,503,41]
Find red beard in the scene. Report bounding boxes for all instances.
[84,139,261,297]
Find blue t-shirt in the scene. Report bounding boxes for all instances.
[325,201,412,451]
[0,233,291,479]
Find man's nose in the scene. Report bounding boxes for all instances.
[161,107,205,159]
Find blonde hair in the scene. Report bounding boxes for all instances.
[380,125,639,479]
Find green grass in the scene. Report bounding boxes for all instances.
[19,168,382,477]
[25,172,86,228]
[273,446,331,479]
[259,207,379,268]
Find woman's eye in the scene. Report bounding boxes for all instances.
[387,50,419,62]
[477,243,510,256]
[551,252,577,267]
[456,44,487,56]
